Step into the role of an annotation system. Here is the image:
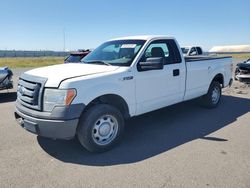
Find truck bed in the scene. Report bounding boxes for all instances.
[183,55,232,101]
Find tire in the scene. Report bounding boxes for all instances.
[201,81,222,108]
[77,104,124,153]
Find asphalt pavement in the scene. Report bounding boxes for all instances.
[0,60,250,188]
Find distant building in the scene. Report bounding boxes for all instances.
[209,45,250,53]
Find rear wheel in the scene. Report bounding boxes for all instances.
[201,81,221,108]
[77,104,124,153]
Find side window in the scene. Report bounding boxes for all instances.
[140,39,182,64]
[166,40,182,64]
[144,42,169,59]
[196,47,202,55]
[189,47,197,55]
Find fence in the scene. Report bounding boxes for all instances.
[0,50,70,58]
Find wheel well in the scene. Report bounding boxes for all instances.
[84,94,130,119]
[212,74,224,87]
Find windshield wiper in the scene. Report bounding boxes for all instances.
[85,60,112,66]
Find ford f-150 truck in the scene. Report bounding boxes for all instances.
[15,36,233,152]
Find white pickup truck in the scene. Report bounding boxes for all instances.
[15,36,233,152]
[181,46,203,56]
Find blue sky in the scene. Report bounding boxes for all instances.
[0,0,249,51]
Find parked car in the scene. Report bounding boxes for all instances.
[181,46,203,56]
[15,35,233,152]
[0,67,13,90]
[64,50,91,63]
[235,58,250,83]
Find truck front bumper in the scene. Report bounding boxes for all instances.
[15,102,85,140]
[236,74,250,83]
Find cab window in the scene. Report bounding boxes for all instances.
[140,39,182,64]
[196,47,203,55]
[145,43,169,58]
[189,47,197,55]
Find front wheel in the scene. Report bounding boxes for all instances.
[77,104,124,153]
[200,81,222,108]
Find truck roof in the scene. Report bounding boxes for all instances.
[109,35,174,41]
[182,46,202,48]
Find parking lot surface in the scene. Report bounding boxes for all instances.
[0,60,250,188]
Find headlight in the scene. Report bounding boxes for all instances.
[43,88,76,112]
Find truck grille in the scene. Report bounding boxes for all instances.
[17,74,47,110]
[239,68,250,74]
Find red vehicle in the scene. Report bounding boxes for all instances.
[64,50,91,63]
[0,67,13,90]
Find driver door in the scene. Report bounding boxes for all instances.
[135,39,185,115]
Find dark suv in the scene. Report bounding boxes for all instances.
[235,58,250,83]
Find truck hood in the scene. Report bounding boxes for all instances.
[237,63,250,70]
[24,63,119,87]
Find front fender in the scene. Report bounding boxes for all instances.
[61,75,136,116]
[80,82,136,116]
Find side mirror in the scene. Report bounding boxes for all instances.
[138,57,164,71]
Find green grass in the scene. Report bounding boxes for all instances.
[218,53,250,59]
[0,57,65,68]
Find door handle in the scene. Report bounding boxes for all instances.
[173,69,180,76]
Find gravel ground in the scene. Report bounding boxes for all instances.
[0,59,249,188]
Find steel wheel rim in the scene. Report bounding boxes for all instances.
[211,87,220,104]
[92,115,118,146]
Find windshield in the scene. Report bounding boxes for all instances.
[181,47,189,54]
[82,40,146,66]
[246,59,250,64]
